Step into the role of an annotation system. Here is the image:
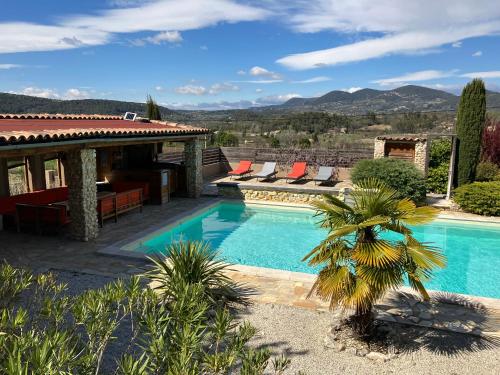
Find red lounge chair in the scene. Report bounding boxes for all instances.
[286,162,308,183]
[228,160,253,179]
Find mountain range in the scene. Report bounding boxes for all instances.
[274,85,500,115]
[0,85,499,118]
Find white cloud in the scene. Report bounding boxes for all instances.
[66,0,268,34]
[276,0,500,69]
[10,86,91,99]
[249,66,282,79]
[237,70,246,75]
[0,64,22,69]
[208,82,239,94]
[65,88,90,99]
[255,93,301,105]
[372,70,456,86]
[292,76,331,83]
[232,79,283,84]
[175,82,240,95]
[175,84,207,95]
[461,70,500,79]
[472,50,483,56]
[0,1,268,53]
[0,22,109,53]
[452,41,462,48]
[255,88,263,93]
[155,85,165,91]
[341,87,362,93]
[146,30,183,44]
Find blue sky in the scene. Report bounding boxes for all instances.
[1,0,500,110]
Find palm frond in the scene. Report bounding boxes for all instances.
[352,240,402,267]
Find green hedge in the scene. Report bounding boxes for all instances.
[475,161,500,182]
[427,163,449,194]
[454,181,500,216]
[351,158,427,203]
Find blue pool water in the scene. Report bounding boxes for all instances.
[133,202,500,299]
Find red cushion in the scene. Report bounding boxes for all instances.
[287,162,307,178]
[229,160,252,175]
[0,187,68,215]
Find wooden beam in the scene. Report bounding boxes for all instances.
[0,158,9,197]
[27,155,46,191]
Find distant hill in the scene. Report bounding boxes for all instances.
[275,85,500,114]
[0,92,177,119]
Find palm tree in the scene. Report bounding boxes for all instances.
[304,179,446,335]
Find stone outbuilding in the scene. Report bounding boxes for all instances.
[0,114,210,241]
[374,135,430,175]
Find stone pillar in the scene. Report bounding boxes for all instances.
[27,155,46,191]
[414,139,429,176]
[65,149,98,241]
[373,138,385,159]
[184,137,203,198]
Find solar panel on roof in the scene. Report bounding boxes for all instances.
[123,112,137,121]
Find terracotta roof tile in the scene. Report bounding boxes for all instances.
[0,114,210,146]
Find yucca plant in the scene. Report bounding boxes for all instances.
[145,241,249,307]
[304,178,446,335]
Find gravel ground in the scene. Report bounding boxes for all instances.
[19,270,499,375]
[237,303,500,375]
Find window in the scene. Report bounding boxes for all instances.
[7,158,29,195]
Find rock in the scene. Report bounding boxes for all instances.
[419,311,432,320]
[333,343,346,352]
[346,347,357,355]
[366,352,389,362]
[386,307,412,317]
[408,316,420,324]
[357,348,369,357]
[419,319,433,327]
[376,311,397,322]
[330,321,343,333]
[323,335,336,349]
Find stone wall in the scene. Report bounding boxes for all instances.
[218,185,347,205]
[184,137,203,198]
[414,140,429,176]
[373,139,385,159]
[65,149,98,241]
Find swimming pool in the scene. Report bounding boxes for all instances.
[128,202,500,299]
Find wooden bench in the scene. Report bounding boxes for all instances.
[97,188,143,227]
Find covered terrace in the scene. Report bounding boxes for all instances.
[0,113,210,241]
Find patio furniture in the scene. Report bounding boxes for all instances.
[111,181,150,202]
[228,160,253,180]
[0,187,69,229]
[313,166,335,185]
[254,162,277,181]
[97,188,143,227]
[286,162,308,183]
[15,203,70,234]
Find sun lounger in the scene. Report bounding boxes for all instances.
[286,162,307,183]
[254,162,277,181]
[228,160,253,179]
[313,166,335,185]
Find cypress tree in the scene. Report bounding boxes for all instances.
[455,79,486,186]
[146,95,162,121]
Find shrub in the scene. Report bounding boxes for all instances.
[454,182,500,216]
[475,161,500,182]
[429,138,451,168]
[0,243,295,374]
[427,163,449,194]
[351,158,427,202]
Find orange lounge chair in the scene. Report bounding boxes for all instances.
[286,162,308,183]
[228,160,253,179]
